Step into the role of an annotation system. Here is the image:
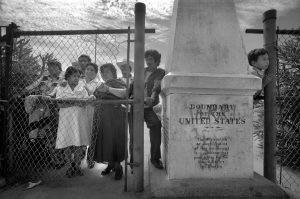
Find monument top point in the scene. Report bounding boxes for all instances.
[166,0,249,74]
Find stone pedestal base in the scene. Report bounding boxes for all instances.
[149,161,289,199]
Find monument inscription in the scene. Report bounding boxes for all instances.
[193,135,230,169]
[179,103,246,125]
[173,100,248,172]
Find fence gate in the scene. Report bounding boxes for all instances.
[276,28,300,194]
[0,22,154,192]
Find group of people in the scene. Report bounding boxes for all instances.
[24,49,166,182]
[23,46,269,187]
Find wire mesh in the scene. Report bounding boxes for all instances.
[5,31,129,182]
[276,28,300,194]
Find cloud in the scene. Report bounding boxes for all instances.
[1,0,299,64]
[2,0,299,30]
[234,0,300,29]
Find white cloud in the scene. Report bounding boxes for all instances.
[1,0,299,60]
[234,0,300,29]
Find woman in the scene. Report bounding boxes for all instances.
[93,63,126,180]
[56,66,90,177]
[84,63,102,168]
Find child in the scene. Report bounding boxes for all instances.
[56,66,90,177]
[25,60,64,96]
[78,55,91,77]
[248,48,270,100]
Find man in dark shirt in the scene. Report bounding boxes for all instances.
[129,50,165,170]
[143,49,165,169]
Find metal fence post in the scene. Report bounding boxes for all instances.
[0,23,16,177]
[133,2,145,192]
[263,9,277,183]
[124,26,131,192]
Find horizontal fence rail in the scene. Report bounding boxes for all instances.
[14,29,155,37]
[246,29,300,35]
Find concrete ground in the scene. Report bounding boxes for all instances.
[0,125,299,199]
[0,124,152,199]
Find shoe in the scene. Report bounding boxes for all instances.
[151,159,163,170]
[114,165,123,180]
[27,180,42,189]
[101,164,114,175]
[87,160,95,169]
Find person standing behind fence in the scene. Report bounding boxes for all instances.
[25,60,64,96]
[248,48,270,103]
[83,63,102,169]
[56,66,90,178]
[117,59,134,85]
[93,63,127,180]
[117,59,134,167]
[142,50,165,170]
[78,54,92,78]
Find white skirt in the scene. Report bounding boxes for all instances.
[56,106,90,149]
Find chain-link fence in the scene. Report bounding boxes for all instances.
[4,27,131,183]
[246,27,300,196]
[276,28,300,194]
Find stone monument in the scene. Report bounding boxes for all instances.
[149,0,289,198]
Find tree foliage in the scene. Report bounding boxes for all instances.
[10,38,57,96]
[276,33,300,167]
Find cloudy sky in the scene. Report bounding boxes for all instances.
[1,0,300,68]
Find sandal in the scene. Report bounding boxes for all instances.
[27,180,42,189]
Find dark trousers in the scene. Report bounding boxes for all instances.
[144,108,162,161]
[129,107,162,161]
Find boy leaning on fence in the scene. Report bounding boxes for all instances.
[248,48,272,101]
[25,60,65,96]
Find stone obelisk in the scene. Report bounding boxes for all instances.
[162,0,259,180]
[149,0,288,198]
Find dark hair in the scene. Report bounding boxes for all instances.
[100,63,117,79]
[145,49,161,66]
[120,64,132,72]
[47,60,62,71]
[86,63,99,74]
[65,66,80,80]
[78,54,91,62]
[248,48,268,66]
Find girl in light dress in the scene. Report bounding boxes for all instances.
[55,66,90,177]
